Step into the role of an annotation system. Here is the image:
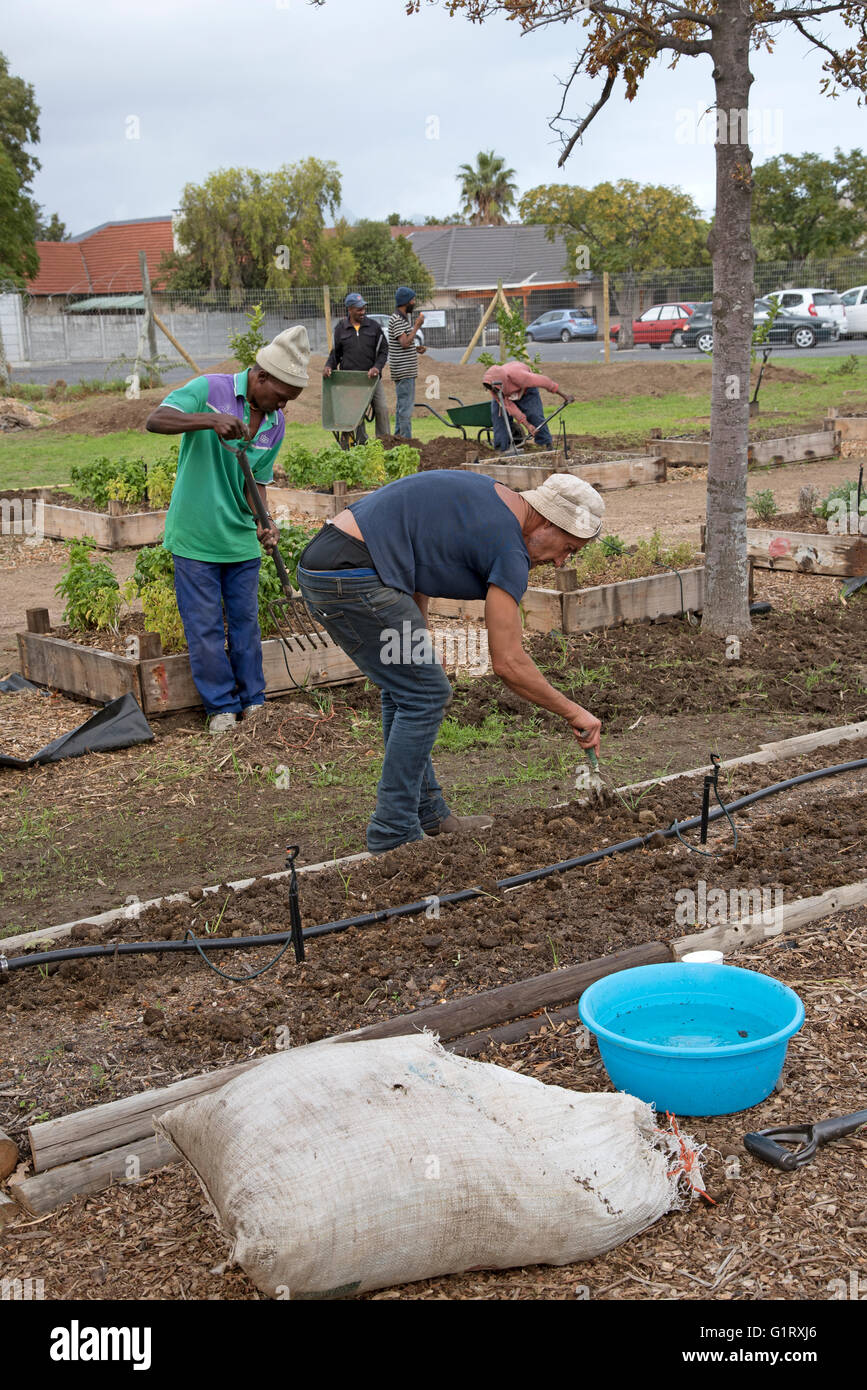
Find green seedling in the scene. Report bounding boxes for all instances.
[548,936,561,969]
[203,894,231,936]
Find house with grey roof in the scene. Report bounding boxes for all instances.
[397,224,599,340]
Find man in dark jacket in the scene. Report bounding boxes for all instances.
[323,293,389,443]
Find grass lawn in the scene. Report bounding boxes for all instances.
[1,355,864,490]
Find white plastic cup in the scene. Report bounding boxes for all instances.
[682,949,724,965]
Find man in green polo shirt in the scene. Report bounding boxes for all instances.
[145,326,310,731]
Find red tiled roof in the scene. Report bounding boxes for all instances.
[27,243,92,295]
[27,218,174,295]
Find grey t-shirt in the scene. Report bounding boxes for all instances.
[349,471,531,603]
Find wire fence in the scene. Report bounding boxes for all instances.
[5,255,867,368]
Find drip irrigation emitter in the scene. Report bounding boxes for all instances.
[1,756,865,977]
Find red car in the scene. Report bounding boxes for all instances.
[609,302,696,348]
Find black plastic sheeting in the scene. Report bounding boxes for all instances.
[0,674,40,693]
[0,692,154,769]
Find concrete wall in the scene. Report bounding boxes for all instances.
[7,299,330,368]
[0,293,27,367]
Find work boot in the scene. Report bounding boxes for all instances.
[207,712,237,735]
[425,813,494,837]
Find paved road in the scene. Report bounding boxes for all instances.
[428,336,867,366]
[8,334,866,384]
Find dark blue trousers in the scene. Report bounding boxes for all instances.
[491,386,553,450]
[172,555,265,715]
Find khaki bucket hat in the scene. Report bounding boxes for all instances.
[256,325,310,388]
[521,473,605,540]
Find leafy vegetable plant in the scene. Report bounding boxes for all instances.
[55,538,122,631]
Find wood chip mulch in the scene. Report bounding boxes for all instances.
[1,905,864,1301]
[0,689,98,760]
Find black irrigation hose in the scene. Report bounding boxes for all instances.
[2,757,865,975]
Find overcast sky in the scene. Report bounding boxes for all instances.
[5,0,864,236]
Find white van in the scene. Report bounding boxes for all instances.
[768,288,848,335]
[840,286,867,337]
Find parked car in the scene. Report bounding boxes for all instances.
[766,288,848,335]
[840,286,867,337]
[525,308,597,342]
[609,302,696,348]
[366,311,423,348]
[683,298,839,352]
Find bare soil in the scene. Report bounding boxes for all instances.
[39,357,815,437]
[756,510,865,536]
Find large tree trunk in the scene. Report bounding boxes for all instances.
[703,0,755,637]
[615,269,637,349]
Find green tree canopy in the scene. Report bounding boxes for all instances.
[167,159,356,296]
[751,149,867,261]
[0,52,40,187]
[337,220,433,293]
[457,150,517,225]
[0,147,38,282]
[35,209,67,241]
[519,178,710,273]
[0,52,41,285]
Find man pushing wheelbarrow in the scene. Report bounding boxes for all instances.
[322,293,389,446]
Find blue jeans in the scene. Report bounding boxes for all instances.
[491,386,552,450]
[394,376,416,438]
[297,567,451,851]
[172,554,265,715]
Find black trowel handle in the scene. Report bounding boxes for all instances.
[811,1108,867,1146]
[743,1130,806,1171]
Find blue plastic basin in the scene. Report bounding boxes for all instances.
[578,963,805,1116]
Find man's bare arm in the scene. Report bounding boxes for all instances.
[484,585,601,753]
[146,406,246,440]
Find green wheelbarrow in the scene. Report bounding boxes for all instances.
[417,391,571,455]
[322,370,380,449]
[415,395,496,444]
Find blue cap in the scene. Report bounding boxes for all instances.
[344,292,366,309]
[395,286,416,307]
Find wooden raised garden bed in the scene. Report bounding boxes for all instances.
[431,565,706,634]
[829,413,867,459]
[1,488,167,550]
[17,610,360,717]
[463,454,666,491]
[746,527,867,576]
[699,518,866,576]
[268,480,373,519]
[646,425,837,469]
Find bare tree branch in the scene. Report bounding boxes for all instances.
[555,69,617,166]
[787,12,849,61]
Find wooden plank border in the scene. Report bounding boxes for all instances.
[746,526,867,576]
[0,489,167,550]
[648,430,837,468]
[17,630,360,714]
[267,484,372,519]
[430,567,705,634]
[463,455,665,491]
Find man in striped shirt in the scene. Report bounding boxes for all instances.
[388,286,426,438]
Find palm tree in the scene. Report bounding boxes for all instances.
[457,151,518,225]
